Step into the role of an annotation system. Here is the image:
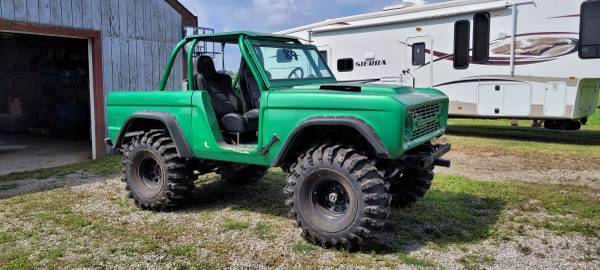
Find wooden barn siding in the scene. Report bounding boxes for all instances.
[0,0,185,93]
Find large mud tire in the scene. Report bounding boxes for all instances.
[121,130,195,211]
[284,144,390,250]
[389,168,434,208]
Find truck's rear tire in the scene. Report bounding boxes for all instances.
[388,168,434,208]
[122,130,194,211]
[284,144,390,250]
[217,164,268,184]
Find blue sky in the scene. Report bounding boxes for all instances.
[177,0,446,70]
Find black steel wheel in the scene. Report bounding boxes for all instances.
[285,144,390,250]
[122,130,194,211]
[138,155,162,189]
[299,168,359,234]
[311,177,350,217]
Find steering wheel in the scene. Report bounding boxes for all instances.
[288,67,305,79]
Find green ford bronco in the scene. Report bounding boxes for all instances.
[106,32,451,249]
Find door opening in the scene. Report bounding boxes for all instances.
[0,32,93,175]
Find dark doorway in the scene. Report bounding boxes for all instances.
[0,32,91,175]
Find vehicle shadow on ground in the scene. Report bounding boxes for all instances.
[366,189,504,254]
[0,174,108,200]
[181,170,505,254]
[182,171,291,217]
[447,125,600,145]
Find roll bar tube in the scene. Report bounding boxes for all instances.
[186,39,200,90]
[238,35,269,92]
[158,38,190,91]
[159,34,293,91]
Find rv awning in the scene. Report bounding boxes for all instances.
[278,0,533,35]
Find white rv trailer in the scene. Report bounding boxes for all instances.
[277,0,600,130]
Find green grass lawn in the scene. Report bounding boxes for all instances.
[590,94,600,125]
[439,126,600,161]
[444,97,600,161]
[0,168,598,269]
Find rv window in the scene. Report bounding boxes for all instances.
[580,0,600,59]
[319,51,328,64]
[412,43,426,66]
[454,20,470,69]
[473,13,490,63]
[318,51,328,70]
[337,58,354,72]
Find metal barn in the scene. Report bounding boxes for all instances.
[0,0,197,174]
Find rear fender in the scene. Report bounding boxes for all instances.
[113,111,194,158]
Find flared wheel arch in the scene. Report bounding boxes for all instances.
[113,111,194,158]
[272,117,390,170]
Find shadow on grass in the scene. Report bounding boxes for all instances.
[448,125,600,145]
[182,170,290,217]
[181,170,504,254]
[368,189,504,254]
[0,176,109,200]
[0,155,121,200]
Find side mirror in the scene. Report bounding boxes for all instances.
[276,49,297,63]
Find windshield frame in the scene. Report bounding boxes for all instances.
[246,39,337,88]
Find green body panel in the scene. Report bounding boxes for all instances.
[107,90,270,165]
[107,86,448,165]
[264,84,448,159]
[106,32,449,166]
[107,91,195,146]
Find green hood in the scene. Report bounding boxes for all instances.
[284,83,448,108]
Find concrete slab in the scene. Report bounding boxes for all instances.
[0,145,28,153]
[0,134,91,176]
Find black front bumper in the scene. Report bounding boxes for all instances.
[402,144,451,170]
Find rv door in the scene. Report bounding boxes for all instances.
[404,36,433,88]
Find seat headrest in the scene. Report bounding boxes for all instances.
[197,56,217,78]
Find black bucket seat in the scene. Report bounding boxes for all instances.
[239,59,263,110]
[195,56,258,133]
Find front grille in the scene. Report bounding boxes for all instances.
[406,103,442,142]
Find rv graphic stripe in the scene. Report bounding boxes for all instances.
[404,32,580,69]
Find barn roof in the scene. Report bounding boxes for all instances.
[166,0,198,27]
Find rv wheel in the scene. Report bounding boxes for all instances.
[544,120,582,131]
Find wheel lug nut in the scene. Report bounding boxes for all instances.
[328,193,338,203]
